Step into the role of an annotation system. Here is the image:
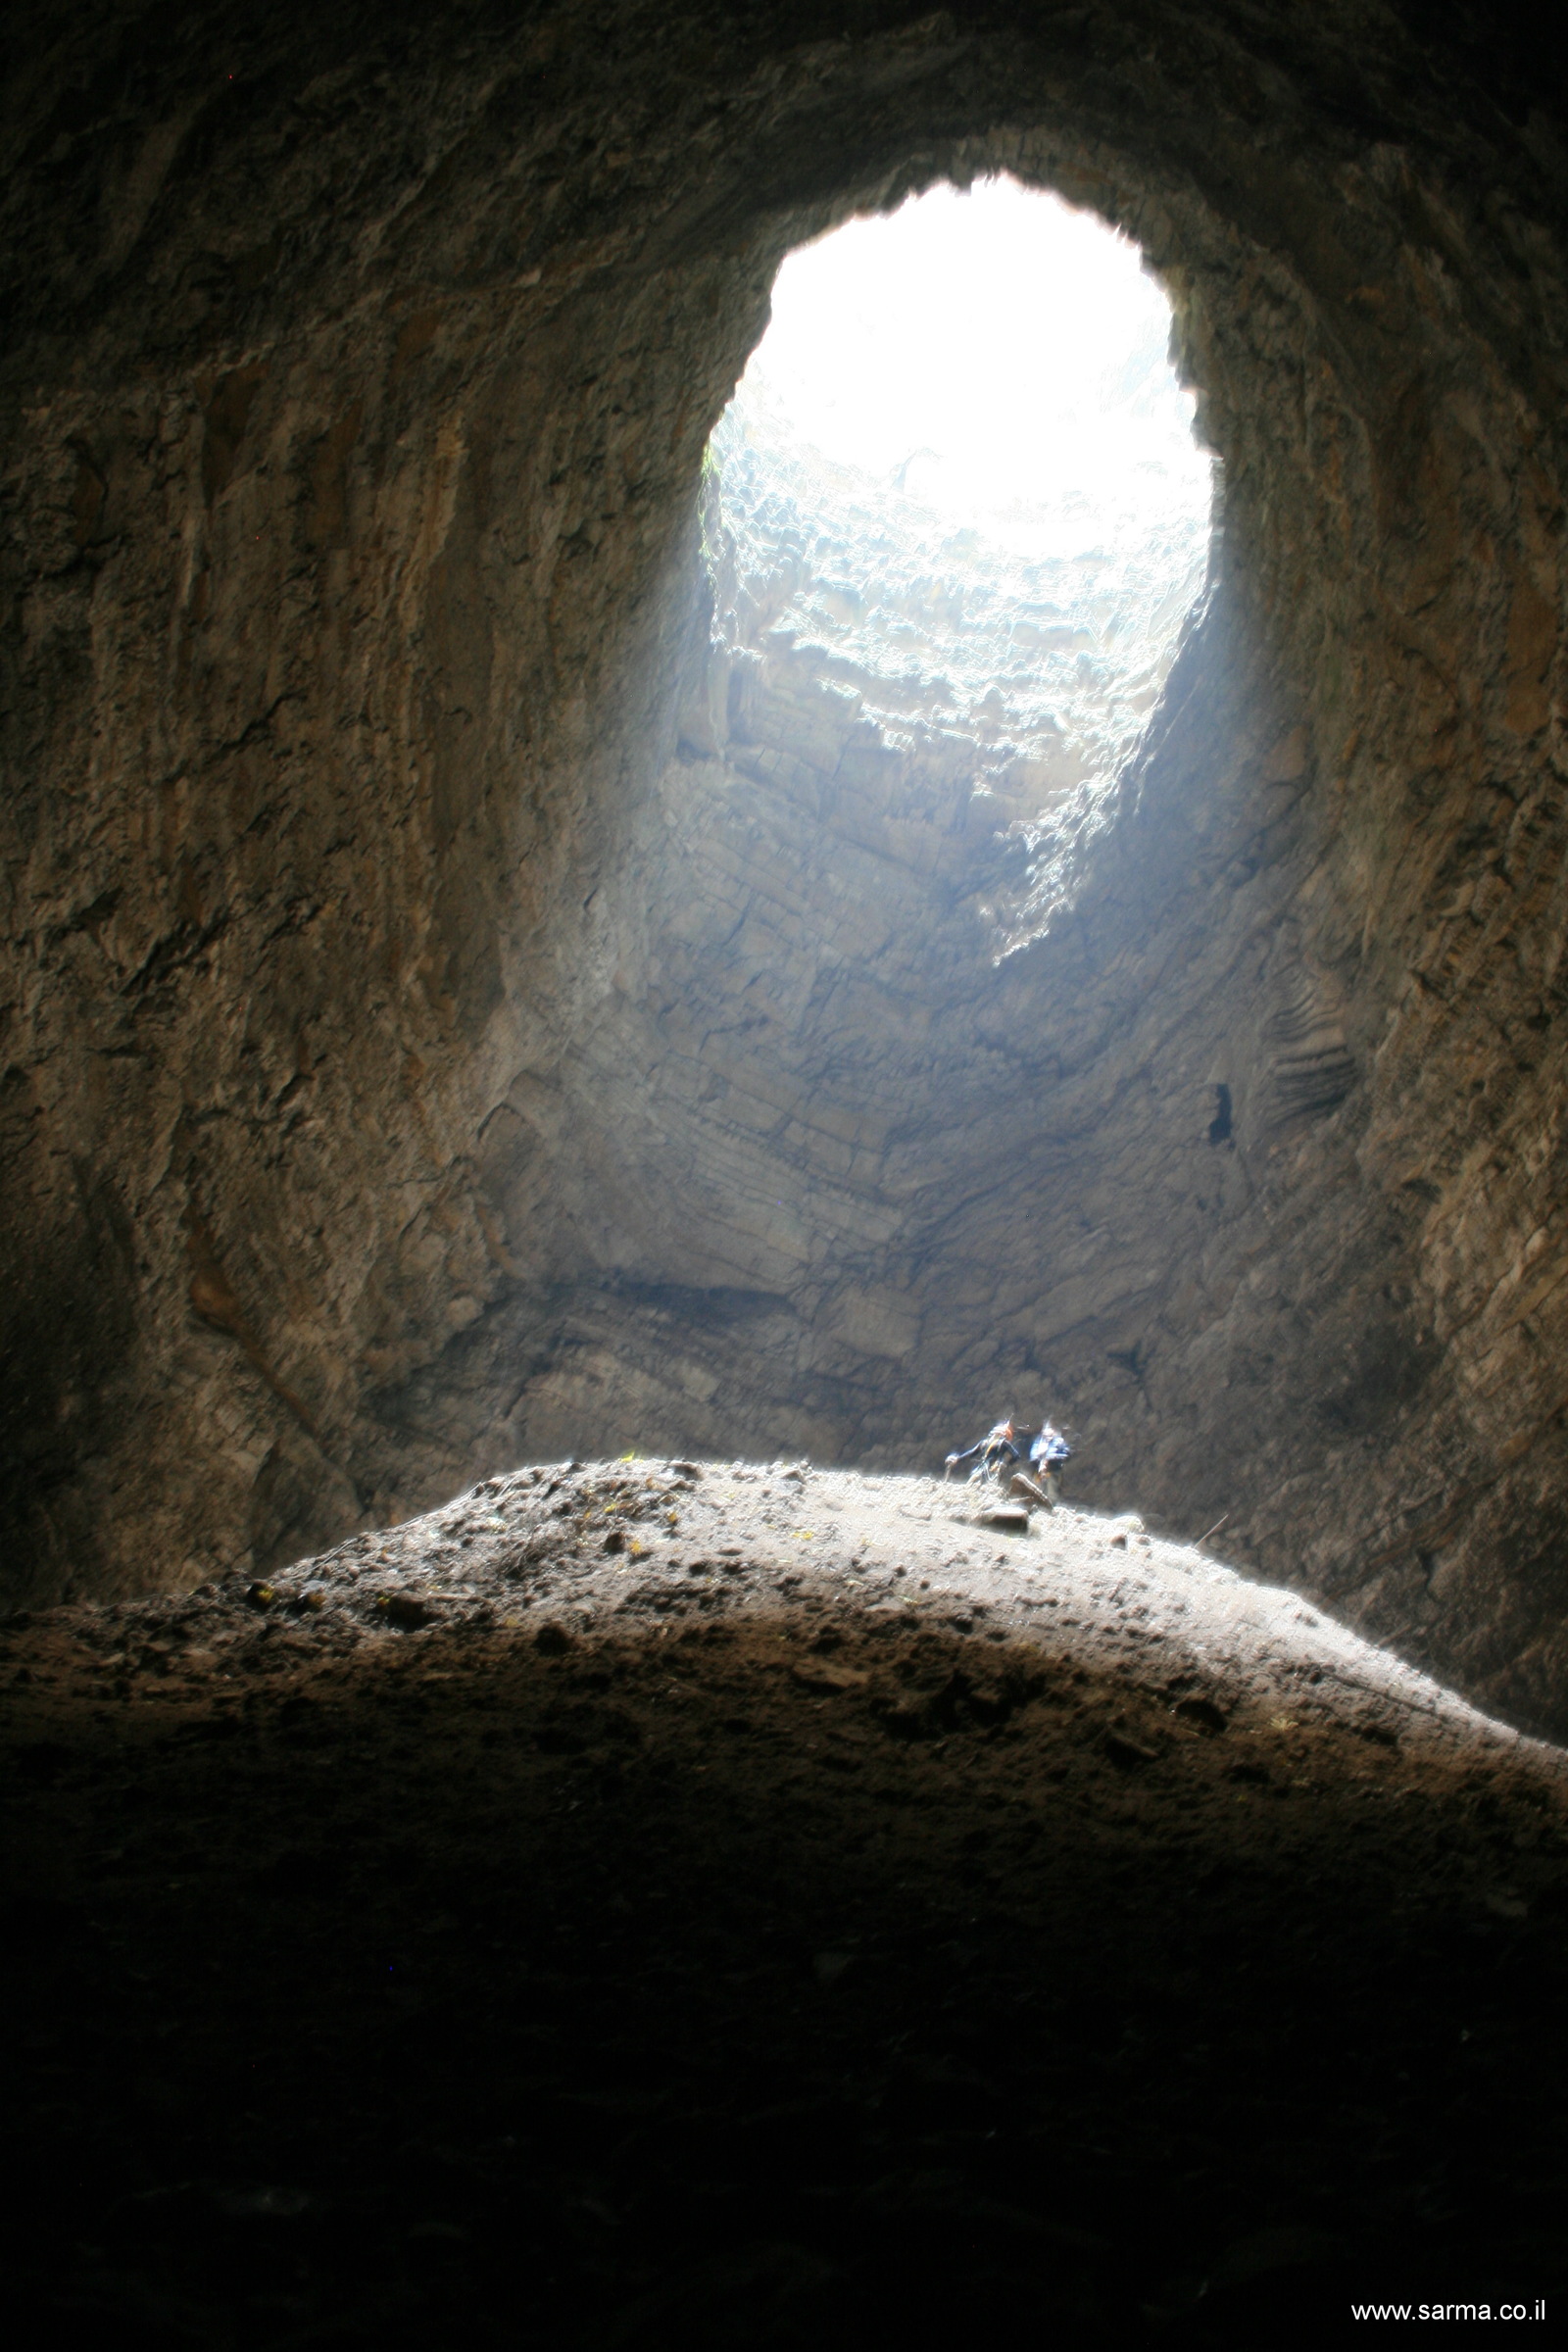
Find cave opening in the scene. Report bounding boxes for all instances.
[703,174,1215,898]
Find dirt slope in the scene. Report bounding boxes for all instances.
[4,1462,1566,2343]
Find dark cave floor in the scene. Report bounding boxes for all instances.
[4,1461,1566,2344]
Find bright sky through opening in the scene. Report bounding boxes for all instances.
[735,176,1210,555]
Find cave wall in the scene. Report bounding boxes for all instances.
[4,3,1568,1731]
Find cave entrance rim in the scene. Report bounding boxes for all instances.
[703,173,1215,856]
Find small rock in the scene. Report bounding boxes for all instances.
[0,1889,88,1949]
[212,2185,314,2220]
[790,1661,870,1695]
[255,1848,343,1898]
[375,1594,435,1630]
[1103,1729,1158,1769]
[245,1582,277,1610]
[1207,2224,1348,2290]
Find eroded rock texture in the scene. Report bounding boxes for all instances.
[5,3,1568,1733]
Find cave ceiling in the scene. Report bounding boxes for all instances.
[4,0,1568,1735]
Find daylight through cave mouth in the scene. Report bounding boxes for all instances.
[702,178,1214,864]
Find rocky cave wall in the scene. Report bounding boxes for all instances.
[5,2,1568,1734]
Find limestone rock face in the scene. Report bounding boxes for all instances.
[706,379,1210,824]
[4,3,1568,1735]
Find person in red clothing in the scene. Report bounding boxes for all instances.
[944,1416,1024,1484]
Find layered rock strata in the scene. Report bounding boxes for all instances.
[3,3,1568,1734]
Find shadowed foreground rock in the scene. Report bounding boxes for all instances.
[4,1464,1565,2342]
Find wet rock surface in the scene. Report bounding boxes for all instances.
[4,3,1568,1743]
[4,1463,1567,2341]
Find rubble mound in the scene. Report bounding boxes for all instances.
[5,1462,1565,2340]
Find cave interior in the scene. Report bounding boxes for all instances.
[5,1,1568,2339]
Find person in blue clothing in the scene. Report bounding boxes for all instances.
[944,1415,1025,1484]
[1029,1419,1072,1505]
[944,1413,1073,1507]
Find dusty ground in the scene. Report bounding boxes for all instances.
[4,1459,1567,2345]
